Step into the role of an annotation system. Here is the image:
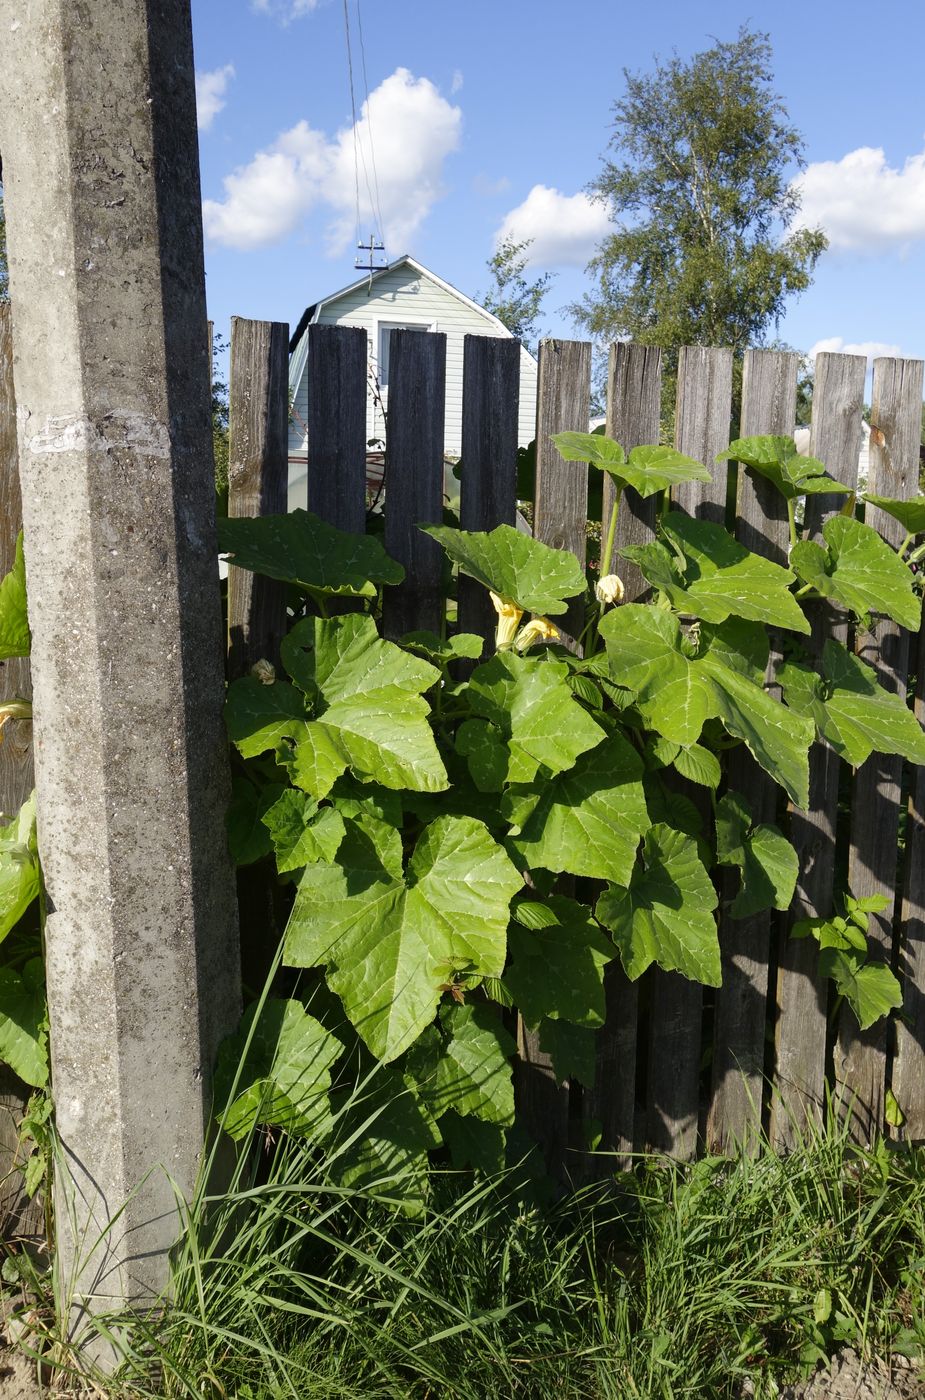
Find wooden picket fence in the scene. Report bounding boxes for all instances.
[4,302,925,1175]
[223,318,925,1169]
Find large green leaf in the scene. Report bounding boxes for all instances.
[285,815,522,1062]
[0,533,30,660]
[645,512,810,633]
[863,494,925,535]
[554,433,711,498]
[282,614,439,703]
[439,1111,506,1174]
[0,795,41,945]
[279,616,447,798]
[790,516,920,630]
[0,959,47,1088]
[214,998,342,1141]
[415,1004,515,1124]
[260,789,346,873]
[600,605,713,745]
[464,652,605,785]
[715,792,798,919]
[718,437,851,500]
[600,606,813,806]
[226,775,285,865]
[779,640,925,768]
[421,523,586,614]
[225,678,313,759]
[504,735,650,885]
[218,510,404,597]
[818,949,902,1031]
[504,895,614,1028]
[538,1019,597,1088]
[328,1065,441,1203]
[596,824,720,985]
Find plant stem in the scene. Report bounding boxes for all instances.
[599,487,623,579]
[898,531,914,560]
[787,499,798,551]
[794,583,817,600]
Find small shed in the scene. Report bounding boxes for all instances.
[287,254,538,509]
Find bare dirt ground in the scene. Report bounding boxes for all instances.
[779,1351,924,1400]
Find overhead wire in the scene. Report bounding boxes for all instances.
[341,0,362,252]
[354,0,386,253]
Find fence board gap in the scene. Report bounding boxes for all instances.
[707,348,797,1154]
[585,343,661,1173]
[458,336,520,657]
[227,317,290,678]
[771,350,866,1150]
[836,355,924,1143]
[382,330,447,639]
[306,323,368,536]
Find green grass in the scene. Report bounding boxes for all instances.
[36,1108,923,1400]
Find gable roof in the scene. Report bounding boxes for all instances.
[287,253,517,355]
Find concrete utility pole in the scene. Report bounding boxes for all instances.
[0,0,241,1337]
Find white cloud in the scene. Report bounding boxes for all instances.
[451,69,464,95]
[195,64,235,132]
[794,145,925,252]
[251,0,320,21]
[203,68,461,253]
[494,185,610,267]
[808,337,903,370]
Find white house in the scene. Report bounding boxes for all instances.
[287,255,538,510]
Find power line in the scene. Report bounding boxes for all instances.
[354,0,385,253]
[341,0,362,251]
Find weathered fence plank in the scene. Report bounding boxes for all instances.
[517,339,591,1175]
[533,339,592,644]
[227,317,289,677]
[587,343,662,1170]
[458,335,520,653]
[672,346,734,526]
[895,611,925,1137]
[0,304,42,1244]
[383,330,447,639]
[771,350,866,1149]
[707,349,797,1153]
[647,346,732,1158]
[837,356,925,1142]
[306,323,368,535]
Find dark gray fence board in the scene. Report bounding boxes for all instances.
[837,356,925,1142]
[383,330,447,638]
[458,335,520,654]
[307,323,368,536]
[605,343,663,601]
[532,339,592,643]
[587,343,662,1169]
[647,346,732,1159]
[771,350,866,1149]
[516,339,591,1173]
[672,346,734,526]
[227,317,289,677]
[708,349,797,1152]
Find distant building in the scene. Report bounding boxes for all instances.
[287,254,538,510]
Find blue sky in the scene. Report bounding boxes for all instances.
[192,0,925,375]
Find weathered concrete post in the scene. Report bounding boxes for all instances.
[0,0,241,1332]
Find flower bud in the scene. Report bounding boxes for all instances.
[513,617,560,651]
[490,591,524,650]
[251,659,276,685]
[595,573,625,606]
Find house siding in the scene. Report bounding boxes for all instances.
[288,261,538,509]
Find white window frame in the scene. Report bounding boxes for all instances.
[373,317,437,394]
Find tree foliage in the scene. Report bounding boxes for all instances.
[479,238,552,354]
[573,28,827,380]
